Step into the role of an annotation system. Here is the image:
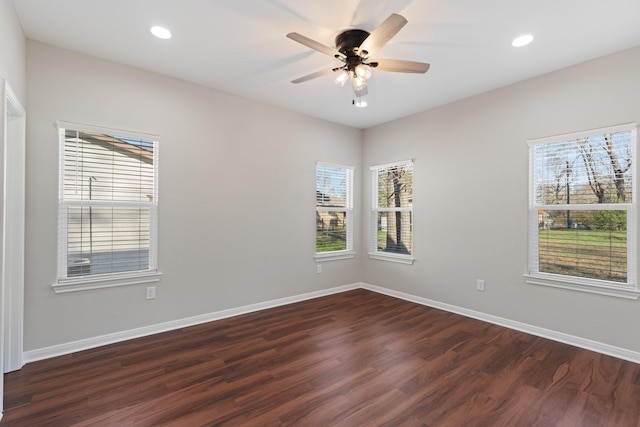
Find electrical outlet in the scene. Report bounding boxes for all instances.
[316,264,322,274]
[146,286,156,300]
[476,279,485,291]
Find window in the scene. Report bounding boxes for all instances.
[54,122,160,292]
[315,162,354,261]
[370,160,414,264]
[526,124,638,299]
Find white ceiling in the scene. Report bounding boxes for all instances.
[11,0,640,129]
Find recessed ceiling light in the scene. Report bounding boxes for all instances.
[512,34,534,47]
[150,26,172,40]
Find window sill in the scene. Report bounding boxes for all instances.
[368,252,414,265]
[52,271,162,294]
[315,250,355,262]
[524,273,639,300]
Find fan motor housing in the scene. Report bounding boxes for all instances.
[335,29,370,56]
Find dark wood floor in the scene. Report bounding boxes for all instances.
[3,289,640,426]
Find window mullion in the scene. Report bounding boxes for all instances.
[374,207,413,213]
[61,199,154,208]
[534,203,631,211]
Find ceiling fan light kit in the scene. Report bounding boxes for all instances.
[355,64,372,80]
[287,13,430,108]
[334,69,350,86]
[352,76,367,92]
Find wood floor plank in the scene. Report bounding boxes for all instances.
[3,289,640,426]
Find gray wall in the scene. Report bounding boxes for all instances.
[0,0,26,101]
[20,32,640,357]
[24,40,363,350]
[362,46,640,353]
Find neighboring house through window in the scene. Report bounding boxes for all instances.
[54,122,160,293]
[315,162,354,261]
[526,123,638,299]
[370,160,414,264]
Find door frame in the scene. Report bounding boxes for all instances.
[2,80,26,379]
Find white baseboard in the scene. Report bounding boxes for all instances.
[23,282,640,366]
[23,283,360,364]
[361,283,640,365]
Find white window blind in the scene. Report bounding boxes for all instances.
[316,163,354,258]
[370,160,413,262]
[528,124,636,289]
[58,123,159,281]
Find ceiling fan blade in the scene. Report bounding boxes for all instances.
[291,67,338,84]
[358,13,407,57]
[287,32,346,61]
[370,59,430,73]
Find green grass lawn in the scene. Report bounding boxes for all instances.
[316,229,346,252]
[538,228,627,282]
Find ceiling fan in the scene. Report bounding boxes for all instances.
[287,13,430,107]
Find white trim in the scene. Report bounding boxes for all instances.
[24,283,360,363]
[2,80,26,374]
[527,122,636,147]
[361,283,640,365]
[374,206,413,212]
[56,125,160,284]
[22,282,640,366]
[315,250,355,262]
[56,120,159,141]
[628,133,638,286]
[528,124,638,290]
[524,273,640,300]
[315,162,354,256]
[535,203,631,211]
[369,159,414,260]
[369,158,413,171]
[368,252,414,264]
[316,206,348,213]
[52,271,162,293]
[316,160,354,170]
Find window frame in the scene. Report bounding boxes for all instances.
[52,121,161,293]
[315,162,355,262]
[525,123,639,300]
[369,159,414,264]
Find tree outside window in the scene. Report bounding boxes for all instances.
[370,160,413,263]
[529,125,636,286]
